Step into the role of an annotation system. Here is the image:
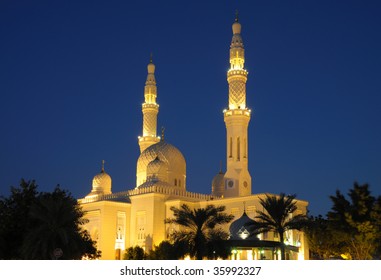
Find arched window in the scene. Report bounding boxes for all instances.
[237,137,240,161]
[244,138,247,158]
[229,137,233,158]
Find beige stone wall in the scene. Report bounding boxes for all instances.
[80,192,309,260]
[129,193,168,250]
[81,201,131,260]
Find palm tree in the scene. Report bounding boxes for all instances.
[165,204,234,260]
[254,193,307,260]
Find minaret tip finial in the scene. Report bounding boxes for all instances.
[161,126,165,141]
[101,160,105,172]
[235,9,239,22]
[219,160,222,173]
[150,52,153,63]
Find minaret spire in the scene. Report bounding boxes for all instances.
[161,126,165,141]
[101,159,105,172]
[138,55,160,153]
[223,13,252,197]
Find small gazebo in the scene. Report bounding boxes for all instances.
[226,211,299,260]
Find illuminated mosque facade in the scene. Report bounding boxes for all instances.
[78,16,309,260]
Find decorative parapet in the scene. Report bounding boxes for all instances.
[227,69,248,78]
[79,185,219,204]
[223,108,251,117]
[78,192,130,204]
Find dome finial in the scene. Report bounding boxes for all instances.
[101,159,105,172]
[219,160,223,173]
[147,53,155,74]
[243,201,246,213]
[161,126,165,141]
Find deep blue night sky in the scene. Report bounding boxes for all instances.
[1,0,380,216]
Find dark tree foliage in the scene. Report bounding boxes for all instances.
[0,179,100,259]
[146,240,187,260]
[165,204,234,260]
[0,179,38,259]
[326,183,381,259]
[123,246,146,260]
[204,232,232,260]
[306,183,381,259]
[304,215,338,259]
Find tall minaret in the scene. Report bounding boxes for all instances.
[223,13,252,197]
[138,56,160,153]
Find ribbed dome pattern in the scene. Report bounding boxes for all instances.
[146,156,168,182]
[136,140,186,188]
[89,169,112,196]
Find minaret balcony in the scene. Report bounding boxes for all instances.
[223,108,251,118]
[142,103,159,109]
[227,69,248,77]
[138,135,160,142]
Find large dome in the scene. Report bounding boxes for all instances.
[136,140,186,188]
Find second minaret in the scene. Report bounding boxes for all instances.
[223,15,252,197]
[138,57,160,153]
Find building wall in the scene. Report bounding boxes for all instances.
[80,192,309,260]
[129,193,169,250]
[81,200,131,260]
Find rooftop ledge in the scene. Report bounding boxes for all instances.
[78,185,220,204]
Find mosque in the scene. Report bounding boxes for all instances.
[78,15,309,260]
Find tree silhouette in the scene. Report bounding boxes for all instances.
[123,246,146,260]
[253,193,307,260]
[146,241,186,260]
[0,179,99,259]
[166,204,234,260]
[304,215,337,259]
[22,188,99,259]
[0,179,38,259]
[327,183,381,259]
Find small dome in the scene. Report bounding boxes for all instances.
[232,21,241,34]
[212,171,225,197]
[88,163,112,196]
[146,156,168,182]
[229,211,258,240]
